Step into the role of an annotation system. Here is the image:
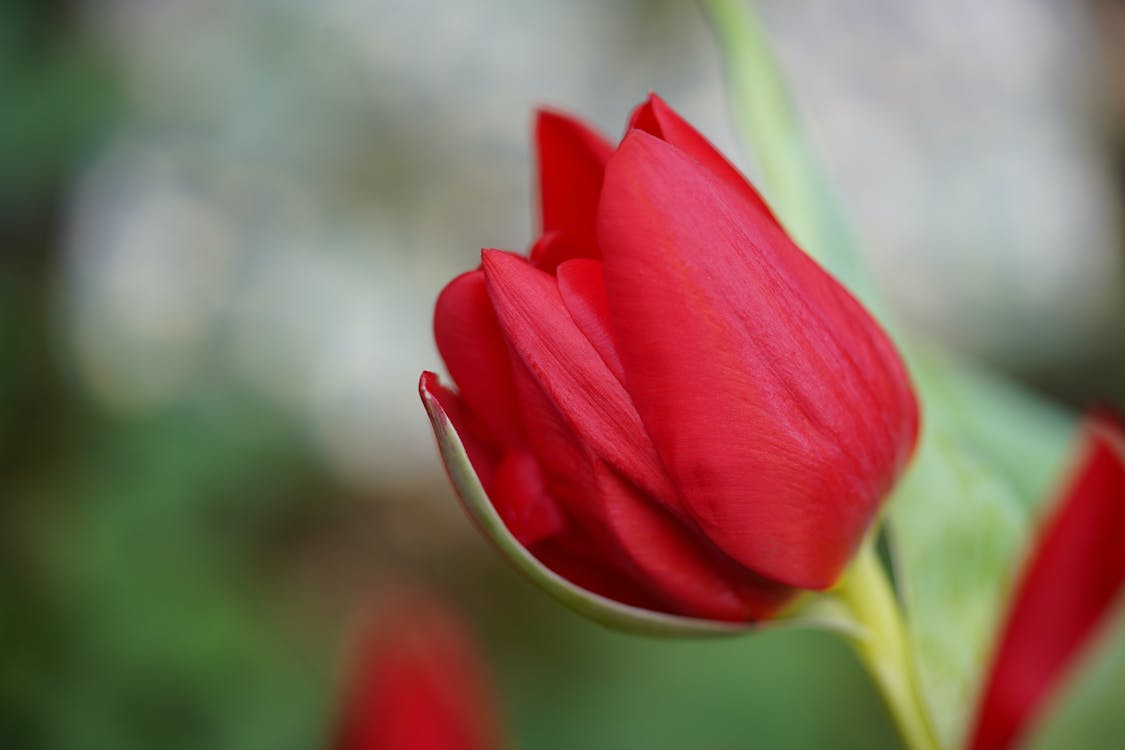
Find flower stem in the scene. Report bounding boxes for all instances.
[833,541,940,750]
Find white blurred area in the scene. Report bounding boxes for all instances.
[61,0,1125,491]
[758,0,1125,370]
[62,0,735,491]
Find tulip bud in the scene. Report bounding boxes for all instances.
[332,594,502,750]
[968,414,1125,750]
[421,94,918,627]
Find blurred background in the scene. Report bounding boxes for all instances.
[3,0,1125,748]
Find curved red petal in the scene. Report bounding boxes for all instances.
[433,271,524,447]
[506,351,597,515]
[529,230,596,274]
[535,109,613,264]
[529,531,668,612]
[968,416,1125,750]
[503,359,727,615]
[593,462,795,621]
[490,448,566,548]
[507,359,791,620]
[627,92,781,229]
[480,249,675,505]
[555,258,625,383]
[597,130,917,589]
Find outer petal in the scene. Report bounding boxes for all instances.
[505,353,777,619]
[420,371,759,635]
[530,531,669,612]
[505,354,604,530]
[968,416,1125,750]
[597,130,917,589]
[490,448,566,548]
[434,270,524,447]
[503,358,734,616]
[627,92,780,227]
[480,249,675,505]
[592,461,794,621]
[534,109,613,268]
[528,230,591,274]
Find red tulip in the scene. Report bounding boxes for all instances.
[968,415,1125,750]
[333,594,503,750]
[421,93,918,623]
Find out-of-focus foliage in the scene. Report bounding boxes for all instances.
[0,1,116,206]
[1,406,332,750]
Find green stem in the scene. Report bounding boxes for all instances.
[833,542,940,750]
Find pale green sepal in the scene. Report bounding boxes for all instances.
[421,377,859,638]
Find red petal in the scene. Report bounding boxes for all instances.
[534,110,613,265]
[528,230,596,274]
[597,130,917,589]
[509,358,791,621]
[592,462,794,621]
[503,358,735,616]
[506,355,597,519]
[480,249,675,505]
[627,93,781,228]
[433,270,524,447]
[555,258,625,383]
[490,448,566,548]
[968,416,1125,750]
[530,531,668,612]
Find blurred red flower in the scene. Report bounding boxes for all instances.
[969,414,1125,750]
[333,594,503,750]
[421,93,918,622]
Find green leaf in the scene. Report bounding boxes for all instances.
[699,1,1077,745]
[420,375,859,639]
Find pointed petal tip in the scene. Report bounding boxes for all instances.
[419,370,439,402]
[535,104,610,126]
[479,248,525,279]
[637,90,664,112]
[611,127,673,168]
[533,107,569,142]
[533,107,613,154]
[642,90,672,113]
[418,370,452,435]
[534,106,576,128]
[479,248,517,279]
[1088,409,1125,446]
[619,125,665,147]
